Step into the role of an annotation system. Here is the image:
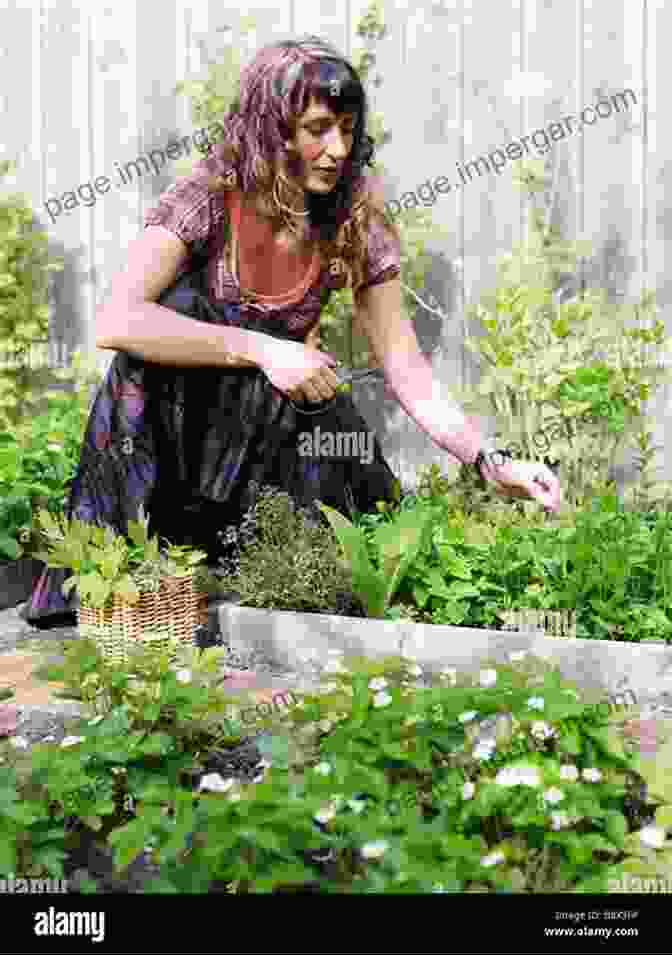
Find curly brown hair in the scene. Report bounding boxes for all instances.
[202,34,401,301]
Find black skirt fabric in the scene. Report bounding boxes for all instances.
[21,282,399,627]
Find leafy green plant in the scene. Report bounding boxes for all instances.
[317,497,435,618]
[338,484,672,641]
[0,491,32,561]
[0,158,66,430]
[31,503,208,609]
[0,349,102,561]
[448,157,672,513]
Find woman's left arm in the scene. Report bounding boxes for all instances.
[354,278,562,512]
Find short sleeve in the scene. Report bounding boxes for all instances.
[143,175,213,247]
[358,175,401,293]
[143,142,233,247]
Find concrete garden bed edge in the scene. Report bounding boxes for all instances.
[215,602,672,705]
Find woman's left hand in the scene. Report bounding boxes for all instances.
[482,458,562,513]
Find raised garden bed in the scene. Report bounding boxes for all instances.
[3,633,671,896]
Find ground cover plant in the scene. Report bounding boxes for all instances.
[2,637,671,894]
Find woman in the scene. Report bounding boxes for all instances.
[22,35,561,629]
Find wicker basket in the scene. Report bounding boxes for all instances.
[76,570,209,667]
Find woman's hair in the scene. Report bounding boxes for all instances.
[205,34,400,298]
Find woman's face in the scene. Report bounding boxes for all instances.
[285,95,358,193]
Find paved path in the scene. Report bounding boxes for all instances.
[0,599,322,748]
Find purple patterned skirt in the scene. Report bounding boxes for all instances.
[21,299,399,628]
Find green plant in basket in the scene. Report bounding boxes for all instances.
[31,503,208,609]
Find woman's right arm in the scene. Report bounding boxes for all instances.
[95,226,275,369]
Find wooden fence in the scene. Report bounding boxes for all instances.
[1,0,669,494]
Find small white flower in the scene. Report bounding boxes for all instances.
[175,669,191,683]
[479,669,498,688]
[531,721,556,741]
[495,765,540,788]
[111,766,126,776]
[323,660,348,675]
[559,765,579,782]
[480,850,506,867]
[60,736,85,748]
[551,812,570,830]
[8,736,30,750]
[368,677,388,691]
[508,651,527,663]
[361,839,389,860]
[198,773,235,793]
[639,825,666,850]
[495,766,521,786]
[347,798,366,814]
[473,739,496,761]
[373,691,392,708]
[314,762,332,776]
[320,682,339,694]
[314,806,337,825]
[581,767,602,783]
[462,781,475,799]
[543,787,564,804]
[527,697,545,710]
[518,768,542,787]
[440,667,458,685]
[458,710,478,723]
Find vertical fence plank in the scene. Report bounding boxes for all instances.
[518,0,581,458]
[644,0,672,500]
[579,0,648,498]
[34,0,93,386]
[456,0,528,445]
[87,1,141,382]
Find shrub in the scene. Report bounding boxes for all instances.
[210,482,366,616]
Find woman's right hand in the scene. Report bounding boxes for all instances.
[259,339,341,404]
